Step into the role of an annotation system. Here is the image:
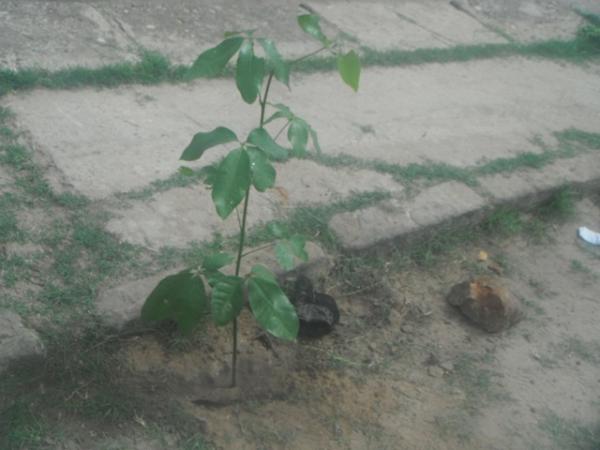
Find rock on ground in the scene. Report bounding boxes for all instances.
[446,276,523,333]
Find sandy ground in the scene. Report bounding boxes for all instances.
[21,194,596,450]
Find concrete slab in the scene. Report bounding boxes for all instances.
[480,152,600,208]
[464,0,593,42]
[106,160,403,249]
[329,181,486,251]
[7,58,600,199]
[0,2,138,70]
[0,0,319,70]
[317,1,506,51]
[1,0,591,71]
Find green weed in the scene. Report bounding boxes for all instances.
[2,32,599,96]
[520,297,546,316]
[0,144,30,170]
[0,401,49,450]
[539,411,600,450]
[448,353,509,411]
[537,187,577,220]
[0,50,179,95]
[0,193,21,243]
[482,208,523,235]
[570,259,591,274]
[560,337,600,365]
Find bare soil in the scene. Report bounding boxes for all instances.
[20,195,597,450]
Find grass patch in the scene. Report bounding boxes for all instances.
[482,207,523,235]
[114,126,599,219]
[537,186,577,220]
[0,401,50,450]
[0,327,214,450]
[559,337,600,365]
[539,411,600,450]
[0,193,22,243]
[0,144,30,170]
[448,353,509,410]
[0,108,143,318]
[297,128,600,190]
[0,51,183,96]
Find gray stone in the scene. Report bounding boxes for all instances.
[428,366,445,378]
[329,181,485,251]
[447,276,523,333]
[440,361,454,372]
[0,311,45,373]
[95,241,330,330]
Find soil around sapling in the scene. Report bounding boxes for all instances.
[2,196,600,449]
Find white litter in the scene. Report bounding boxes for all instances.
[578,227,600,246]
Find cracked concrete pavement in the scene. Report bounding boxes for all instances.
[1,0,600,331]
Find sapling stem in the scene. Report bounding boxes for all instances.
[241,242,275,258]
[290,46,327,65]
[230,70,276,387]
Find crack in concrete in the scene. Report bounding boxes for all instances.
[449,0,515,42]
[394,11,456,46]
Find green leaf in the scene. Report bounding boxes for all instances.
[206,270,227,288]
[264,103,294,125]
[250,264,278,283]
[258,38,289,86]
[248,277,299,340]
[202,252,234,271]
[212,148,251,219]
[191,37,244,77]
[248,148,276,192]
[235,40,265,104]
[275,235,308,270]
[267,222,288,239]
[288,119,309,155]
[211,276,244,326]
[141,270,208,334]
[289,234,309,261]
[247,128,289,161]
[297,14,329,45]
[180,127,238,161]
[337,50,361,92]
[179,166,194,176]
[202,165,219,187]
[308,126,322,154]
[275,241,295,271]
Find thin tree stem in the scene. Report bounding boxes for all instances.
[290,46,327,65]
[231,70,276,388]
[260,71,275,127]
[231,187,250,387]
[241,242,275,258]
